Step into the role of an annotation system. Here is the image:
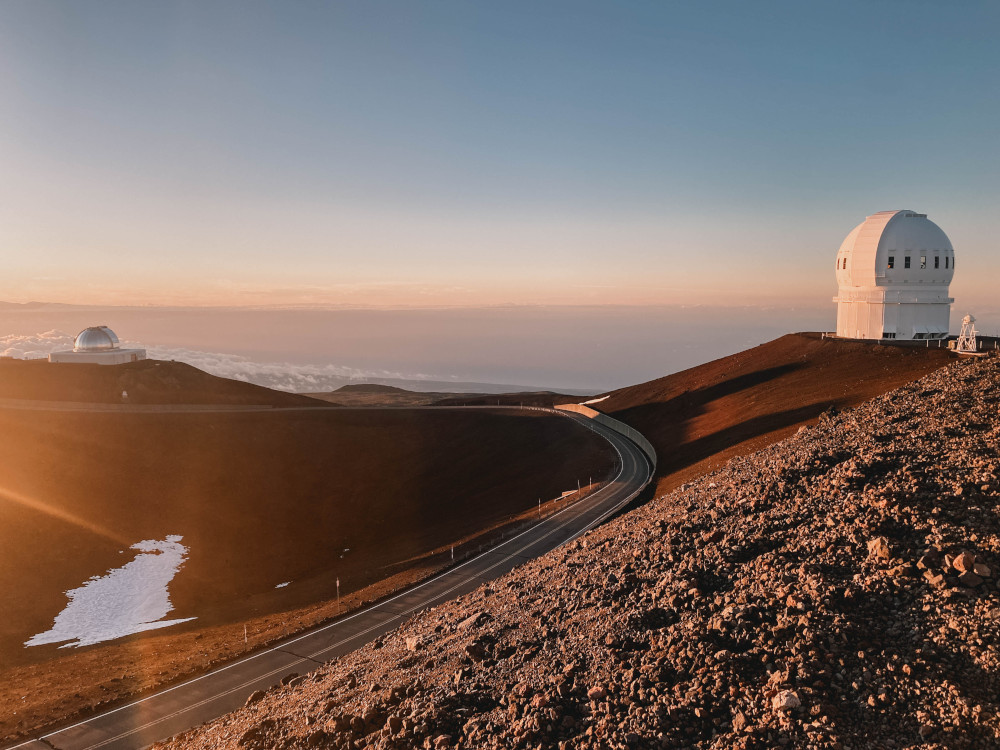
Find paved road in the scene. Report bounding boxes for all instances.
[7,412,652,750]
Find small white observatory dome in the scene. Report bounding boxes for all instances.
[833,210,955,340]
[74,326,121,352]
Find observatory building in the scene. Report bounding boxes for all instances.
[48,326,147,365]
[833,210,954,340]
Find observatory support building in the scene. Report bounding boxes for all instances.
[49,327,147,364]
[833,210,954,340]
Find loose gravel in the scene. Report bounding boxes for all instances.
[160,355,1000,750]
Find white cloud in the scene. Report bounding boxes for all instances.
[142,343,418,393]
[0,329,75,359]
[0,330,423,393]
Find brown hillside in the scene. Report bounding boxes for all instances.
[596,333,953,494]
[0,358,326,407]
[0,405,614,741]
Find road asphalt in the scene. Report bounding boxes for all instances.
[6,409,652,750]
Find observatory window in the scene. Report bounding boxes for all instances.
[904,256,911,269]
[920,255,927,269]
[887,256,894,269]
[935,256,940,269]
[882,332,896,339]
[945,256,949,269]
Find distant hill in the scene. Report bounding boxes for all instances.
[308,377,594,399]
[334,383,411,394]
[308,385,455,406]
[433,391,583,408]
[591,332,954,494]
[0,358,329,407]
[307,385,583,408]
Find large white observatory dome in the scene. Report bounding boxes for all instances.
[74,326,121,352]
[833,210,955,340]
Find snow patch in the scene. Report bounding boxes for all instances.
[275,582,290,589]
[25,535,195,649]
[581,395,610,405]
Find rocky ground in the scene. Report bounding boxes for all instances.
[160,354,1000,750]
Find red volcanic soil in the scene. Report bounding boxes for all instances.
[0,367,613,741]
[0,358,326,406]
[594,333,954,494]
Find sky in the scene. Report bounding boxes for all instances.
[1,0,997,310]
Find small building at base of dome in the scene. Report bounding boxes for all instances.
[48,326,147,365]
[833,210,955,341]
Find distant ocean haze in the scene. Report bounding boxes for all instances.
[0,302,931,393]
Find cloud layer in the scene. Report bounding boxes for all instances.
[0,330,76,360]
[0,330,419,393]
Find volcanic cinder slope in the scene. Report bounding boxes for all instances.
[159,354,1000,750]
[0,360,614,742]
[595,333,953,494]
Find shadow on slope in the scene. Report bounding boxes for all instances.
[594,333,953,493]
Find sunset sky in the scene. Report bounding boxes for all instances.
[1,1,997,310]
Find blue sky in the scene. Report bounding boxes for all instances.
[1,0,997,308]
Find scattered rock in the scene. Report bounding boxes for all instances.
[457,611,493,630]
[587,685,608,701]
[772,690,801,712]
[958,571,984,587]
[953,551,976,573]
[867,536,891,561]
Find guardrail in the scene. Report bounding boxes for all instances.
[553,403,658,472]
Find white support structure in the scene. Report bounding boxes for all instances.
[833,210,954,341]
[956,314,979,354]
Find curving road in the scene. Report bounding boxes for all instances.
[7,409,652,750]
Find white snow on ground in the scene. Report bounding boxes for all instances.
[25,535,195,649]
[581,395,610,405]
[275,582,290,589]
